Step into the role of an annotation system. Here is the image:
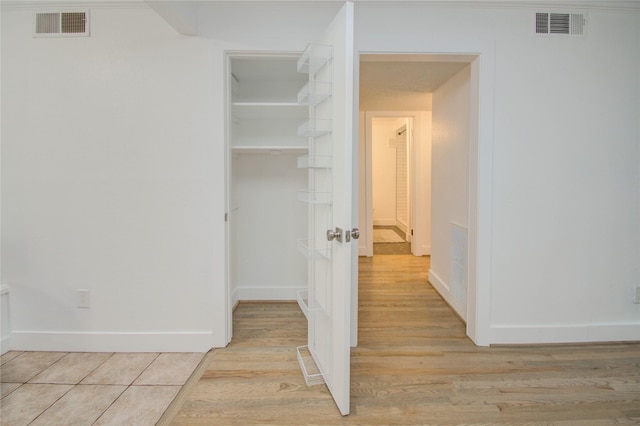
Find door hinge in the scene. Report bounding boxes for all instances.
[225,213,228,222]
[411,229,414,236]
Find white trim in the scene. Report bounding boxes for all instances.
[352,1,640,12]
[10,331,213,352]
[0,335,11,355]
[490,323,640,345]
[231,286,240,308]
[428,269,466,321]
[2,1,147,11]
[373,218,397,226]
[234,286,304,301]
[1,287,11,355]
[3,1,636,13]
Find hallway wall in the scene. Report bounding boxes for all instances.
[372,117,406,226]
[428,66,471,321]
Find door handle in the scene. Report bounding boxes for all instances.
[345,228,359,243]
[327,227,343,243]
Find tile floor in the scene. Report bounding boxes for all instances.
[0,350,204,425]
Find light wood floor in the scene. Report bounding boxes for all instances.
[171,255,640,425]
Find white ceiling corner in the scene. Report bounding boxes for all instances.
[144,0,199,35]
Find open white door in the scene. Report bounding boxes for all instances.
[297,1,355,416]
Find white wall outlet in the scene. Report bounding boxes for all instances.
[77,289,90,308]
[634,286,640,304]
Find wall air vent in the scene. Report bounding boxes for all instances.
[536,12,585,36]
[34,11,89,37]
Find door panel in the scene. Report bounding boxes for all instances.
[302,1,354,416]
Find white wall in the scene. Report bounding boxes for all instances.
[356,3,640,343]
[489,8,640,343]
[372,117,405,226]
[2,1,639,351]
[362,92,432,111]
[1,286,10,355]
[1,4,222,351]
[231,153,307,302]
[429,66,471,320]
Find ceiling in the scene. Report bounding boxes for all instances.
[359,55,472,104]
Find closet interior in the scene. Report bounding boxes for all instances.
[229,55,308,305]
[229,49,333,294]
[228,48,334,385]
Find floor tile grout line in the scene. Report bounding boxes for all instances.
[129,352,161,386]
[26,382,76,426]
[92,351,162,424]
[0,381,23,400]
[24,352,70,384]
[156,351,214,426]
[90,382,129,426]
[28,352,118,386]
[2,352,205,426]
[0,350,25,367]
[76,352,116,386]
[0,351,69,385]
[92,353,199,426]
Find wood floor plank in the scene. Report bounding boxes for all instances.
[170,255,640,425]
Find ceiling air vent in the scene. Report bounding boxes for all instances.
[536,12,585,36]
[34,11,89,37]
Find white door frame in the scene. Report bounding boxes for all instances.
[362,111,431,257]
[357,52,491,346]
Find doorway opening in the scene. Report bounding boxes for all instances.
[367,115,419,256]
[358,52,478,330]
[373,118,411,255]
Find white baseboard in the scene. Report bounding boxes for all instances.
[10,331,214,353]
[1,335,11,355]
[490,323,640,345]
[1,285,10,355]
[428,269,466,321]
[373,218,396,226]
[231,287,240,308]
[416,245,431,256]
[235,286,304,301]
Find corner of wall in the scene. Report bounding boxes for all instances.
[428,269,466,322]
[1,285,11,355]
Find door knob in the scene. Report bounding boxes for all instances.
[327,227,343,242]
[351,228,360,240]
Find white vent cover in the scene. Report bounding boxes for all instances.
[536,12,585,35]
[34,11,89,37]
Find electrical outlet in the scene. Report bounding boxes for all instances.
[634,286,640,304]
[77,289,90,308]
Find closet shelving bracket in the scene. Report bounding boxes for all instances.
[296,345,325,386]
[296,238,330,260]
[297,155,332,169]
[297,43,333,75]
[297,190,332,205]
